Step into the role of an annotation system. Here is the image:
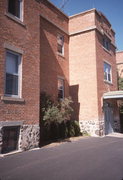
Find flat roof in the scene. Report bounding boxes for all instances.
[69,8,96,19]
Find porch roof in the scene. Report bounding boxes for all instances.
[103,91,123,99]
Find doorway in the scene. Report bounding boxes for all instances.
[104,102,114,135]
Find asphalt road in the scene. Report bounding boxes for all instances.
[0,136,123,180]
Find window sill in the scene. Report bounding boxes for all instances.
[57,52,65,59]
[5,13,26,28]
[102,47,111,55]
[104,80,113,86]
[1,96,25,103]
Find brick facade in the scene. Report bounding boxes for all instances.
[69,9,119,136]
[116,51,123,78]
[0,0,120,154]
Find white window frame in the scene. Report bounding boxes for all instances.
[104,61,112,83]
[5,50,22,98]
[58,77,65,100]
[57,34,64,56]
[7,0,23,21]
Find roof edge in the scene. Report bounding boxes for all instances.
[116,50,123,53]
[69,8,96,19]
[47,0,69,19]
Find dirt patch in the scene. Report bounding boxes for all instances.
[42,136,88,148]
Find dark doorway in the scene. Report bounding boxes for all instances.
[2,126,20,154]
[104,103,114,135]
[120,113,123,133]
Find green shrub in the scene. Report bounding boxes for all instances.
[43,105,63,123]
[59,121,68,139]
[40,92,82,141]
[118,77,123,90]
[66,120,75,137]
[50,121,60,140]
[72,120,81,136]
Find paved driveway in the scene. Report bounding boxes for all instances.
[0,136,123,180]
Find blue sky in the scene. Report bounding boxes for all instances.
[50,0,123,51]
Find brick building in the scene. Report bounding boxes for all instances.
[0,0,121,154]
[69,9,120,136]
[116,51,123,78]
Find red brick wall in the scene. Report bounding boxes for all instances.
[69,9,95,33]
[69,9,117,125]
[0,0,69,124]
[69,10,99,121]
[116,51,123,78]
[95,12,117,120]
[40,16,69,100]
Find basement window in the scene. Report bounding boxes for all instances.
[58,78,64,100]
[2,126,20,154]
[104,62,112,83]
[8,0,23,20]
[57,34,64,55]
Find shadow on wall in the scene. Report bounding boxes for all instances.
[39,16,70,144]
[39,16,69,100]
[70,85,80,122]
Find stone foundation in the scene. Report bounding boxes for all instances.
[79,120,105,136]
[0,122,40,154]
[19,125,40,151]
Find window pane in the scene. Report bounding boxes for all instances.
[102,36,110,51]
[58,79,64,99]
[58,90,63,99]
[104,72,107,80]
[104,62,111,82]
[5,73,18,95]
[6,52,18,74]
[8,0,21,18]
[57,34,64,54]
[57,44,63,54]
[108,73,111,81]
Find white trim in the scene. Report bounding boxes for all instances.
[0,121,23,127]
[103,95,123,99]
[103,91,123,99]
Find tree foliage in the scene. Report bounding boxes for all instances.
[118,77,123,90]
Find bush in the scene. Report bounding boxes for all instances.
[59,121,68,139]
[40,92,81,141]
[50,121,60,140]
[66,120,75,137]
[72,121,81,136]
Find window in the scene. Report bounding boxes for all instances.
[103,36,111,51]
[58,78,64,99]
[57,34,64,55]
[104,62,112,82]
[5,51,21,97]
[8,0,23,20]
[2,126,20,154]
